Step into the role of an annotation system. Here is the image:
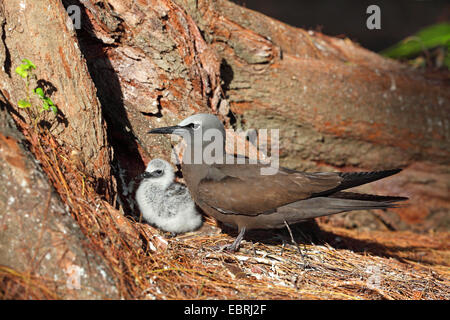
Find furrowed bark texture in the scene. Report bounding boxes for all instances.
[0,1,120,298]
[0,0,112,187]
[0,103,119,299]
[65,0,228,190]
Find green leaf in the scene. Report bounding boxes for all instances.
[18,99,31,109]
[15,65,28,78]
[50,105,58,115]
[34,87,45,98]
[42,100,50,110]
[381,23,450,59]
[43,97,54,106]
[21,59,36,70]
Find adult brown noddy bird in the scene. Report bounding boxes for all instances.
[149,114,407,251]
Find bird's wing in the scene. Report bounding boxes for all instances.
[197,163,343,215]
[197,164,403,216]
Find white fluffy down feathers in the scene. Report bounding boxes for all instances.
[135,159,202,233]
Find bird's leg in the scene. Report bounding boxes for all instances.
[212,227,246,252]
[225,227,246,252]
[283,221,307,263]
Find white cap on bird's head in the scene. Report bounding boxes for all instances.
[148,114,226,164]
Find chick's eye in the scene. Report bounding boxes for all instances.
[155,170,163,175]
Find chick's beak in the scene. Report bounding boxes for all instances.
[138,171,153,180]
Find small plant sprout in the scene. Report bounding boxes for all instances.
[15,59,58,129]
[34,87,58,114]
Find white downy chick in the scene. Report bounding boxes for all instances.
[135,159,202,233]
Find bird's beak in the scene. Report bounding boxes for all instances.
[138,171,153,179]
[148,125,186,135]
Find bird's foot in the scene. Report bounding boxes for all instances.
[210,227,246,253]
[210,242,240,252]
[221,242,241,252]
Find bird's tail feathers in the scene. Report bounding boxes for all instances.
[313,169,403,196]
[329,191,408,203]
[278,193,408,223]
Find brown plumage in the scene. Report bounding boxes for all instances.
[149,114,408,251]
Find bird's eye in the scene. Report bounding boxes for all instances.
[155,169,163,175]
[189,123,200,130]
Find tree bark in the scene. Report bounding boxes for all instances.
[0,1,120,298]
[0,101,119,299]
[0,0,112,191]
[63,0,226,179]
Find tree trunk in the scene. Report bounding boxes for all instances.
[0,0,120,298]
[0,0,448,299]
[0,101,119,299]
[0,0,113,194]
